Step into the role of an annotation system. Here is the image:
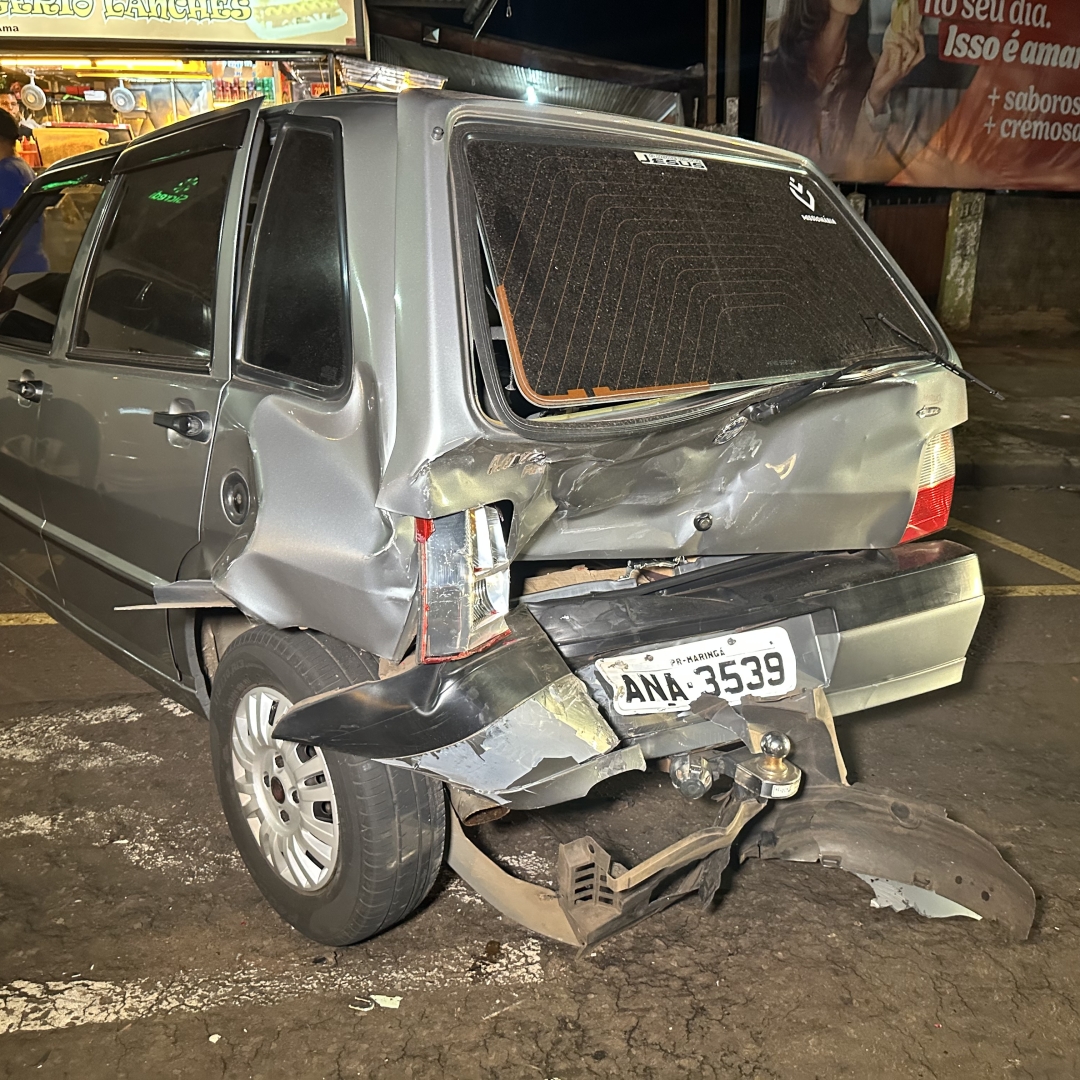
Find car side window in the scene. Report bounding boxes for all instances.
[73,149,235,369]
[242,123,349,391]
[0,183,106,349]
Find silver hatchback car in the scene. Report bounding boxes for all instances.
[0,93,1033,948]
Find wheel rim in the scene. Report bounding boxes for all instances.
[230,686,340,891]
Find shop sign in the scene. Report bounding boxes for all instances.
[757,0,1080,190]
[0,0,355,47]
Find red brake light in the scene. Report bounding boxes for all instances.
[901,430,955,543]
[901,477,954,542]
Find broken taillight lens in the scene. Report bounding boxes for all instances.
[417,506,511,662]
[901,430,955,543]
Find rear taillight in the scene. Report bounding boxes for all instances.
[901,430,955,543]
[416,506,511,662]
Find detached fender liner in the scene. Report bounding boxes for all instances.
[742,784,1036,938]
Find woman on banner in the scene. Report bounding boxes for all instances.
[759,0,929,179]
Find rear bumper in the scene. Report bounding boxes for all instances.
[526,539,983,720]
[276,541,981,805]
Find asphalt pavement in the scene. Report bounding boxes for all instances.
[1,365,1078,1078]
[954,341,1080,487]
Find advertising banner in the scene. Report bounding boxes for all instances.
[758,0,1080,190]
[0,0,356,47]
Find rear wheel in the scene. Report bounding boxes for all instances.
[209,626,445,945]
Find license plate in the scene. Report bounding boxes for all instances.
[596,627,798,715]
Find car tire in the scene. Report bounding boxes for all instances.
[208,625,446,946]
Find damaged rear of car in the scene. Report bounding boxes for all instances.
[258,93,1031,946]
[3,92,1029,949]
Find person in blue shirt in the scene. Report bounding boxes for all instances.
[0,109,47,274]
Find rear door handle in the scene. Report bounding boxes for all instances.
[153,410,211,442]
[7,373,44,403]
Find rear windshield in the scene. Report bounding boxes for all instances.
[465,138,933,410]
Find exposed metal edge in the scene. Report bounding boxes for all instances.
[116,600,238,611]
[446,813,582,946]
[116,579,237,611]
[500,745,646,810]
[42,520,167,594]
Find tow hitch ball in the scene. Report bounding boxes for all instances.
[670,731,803,802]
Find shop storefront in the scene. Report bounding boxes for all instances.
[3,53,342,168]
[0,2,440,171]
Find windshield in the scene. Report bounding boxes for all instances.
[464,136,935,412]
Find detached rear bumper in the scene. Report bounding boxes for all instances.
[276,540,981,806]
[276,540,1029,944]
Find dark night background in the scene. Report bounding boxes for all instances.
[399,0,766,135]
[469,0,708,69]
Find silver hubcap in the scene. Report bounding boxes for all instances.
[230,686,339,890]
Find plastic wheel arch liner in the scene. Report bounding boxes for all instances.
[741,784,1036,939]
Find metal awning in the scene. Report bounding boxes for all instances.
[371,34,682,122]
[364,9,700,123]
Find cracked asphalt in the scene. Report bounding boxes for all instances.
[1,484,1078,1080]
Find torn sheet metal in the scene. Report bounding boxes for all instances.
[393,672,620,796]
[273,605,641,802]
[500,745,646,810]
